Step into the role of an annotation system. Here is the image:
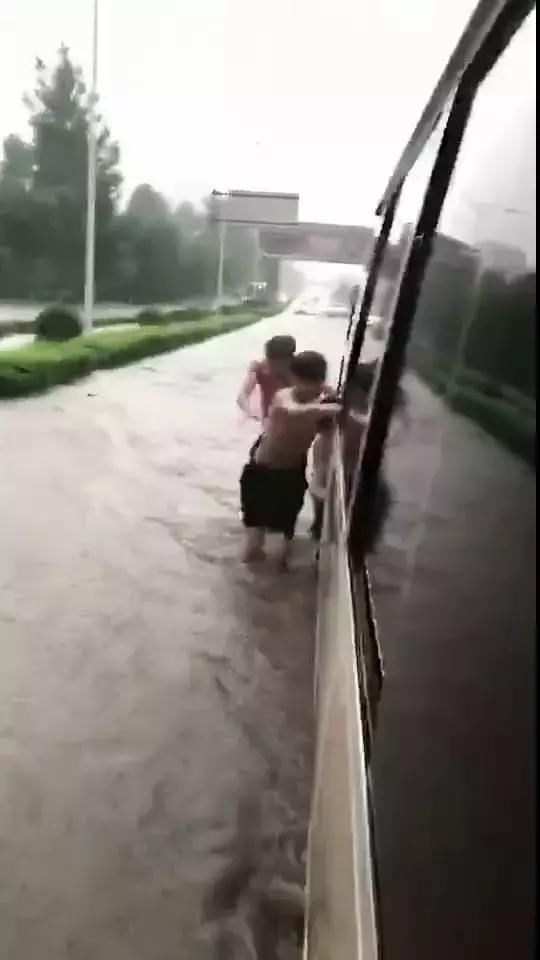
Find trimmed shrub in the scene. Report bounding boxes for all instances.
[137,308,165,326]
[447,385,535,466]
[413,361,535,467]
[36,305,82,342]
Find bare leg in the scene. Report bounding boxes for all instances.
[277,535,293,570]
[243,528,266,562]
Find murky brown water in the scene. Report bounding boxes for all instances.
[0,310,346,960]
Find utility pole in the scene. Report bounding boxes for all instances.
[211,190,230,311]
[216,218,226,311]
[83,0,98,331]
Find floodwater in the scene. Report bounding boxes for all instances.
[0,307,347,960]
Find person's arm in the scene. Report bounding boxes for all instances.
[237,362,259,419]
[312,428,334,481]
[321,384,338,400]
[273,390,341,420]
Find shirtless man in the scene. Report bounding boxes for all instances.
[239,350,340,566]
[237,335,296,425]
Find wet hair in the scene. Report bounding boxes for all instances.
[264,335,296,360]
[290,350,327,384]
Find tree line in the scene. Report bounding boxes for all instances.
[0,47,256,305]
[372,227,536,403]
[409,233,536,401]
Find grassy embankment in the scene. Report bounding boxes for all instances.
[0,307,275,399]
[412,357,535,467]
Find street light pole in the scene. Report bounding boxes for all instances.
[252,228,260,285]
[211,189,229,311]
[83,0,98,332]
[216,218,226,311]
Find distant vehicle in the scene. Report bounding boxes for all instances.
[294,295,320,315]
[325,303,349,318]
[242,297,268,308]
[326,282,356,317]
[241,281,271,307]
[370,316,386,340]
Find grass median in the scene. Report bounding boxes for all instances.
[0,313,261,399]
[0,303,279,338]
[415,363,535,467]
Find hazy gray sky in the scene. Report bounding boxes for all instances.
[1,0,480,223]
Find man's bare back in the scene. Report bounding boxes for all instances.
[255,388,340,469]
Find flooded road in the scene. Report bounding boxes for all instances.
[0,308,347,960]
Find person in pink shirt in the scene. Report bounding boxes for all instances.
[237,335,296,425]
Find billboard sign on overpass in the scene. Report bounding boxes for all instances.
[258,223,374,264]
[210,189,299,226]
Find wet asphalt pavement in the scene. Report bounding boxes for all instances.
[0,308,346,960]
[1,304,534,959]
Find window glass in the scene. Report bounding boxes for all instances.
[369,14,536,959]
[342,100,455,500]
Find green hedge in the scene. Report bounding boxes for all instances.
[415,363,535,467]
[0,313,260,399]
[136,308,165,326]
[448,384,535,466]
[0,303,280,337]
[220,303,283,318]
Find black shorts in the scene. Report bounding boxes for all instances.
[240,439,307,539]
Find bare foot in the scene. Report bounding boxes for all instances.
[277,550,292,571]
[242,547,267,564]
